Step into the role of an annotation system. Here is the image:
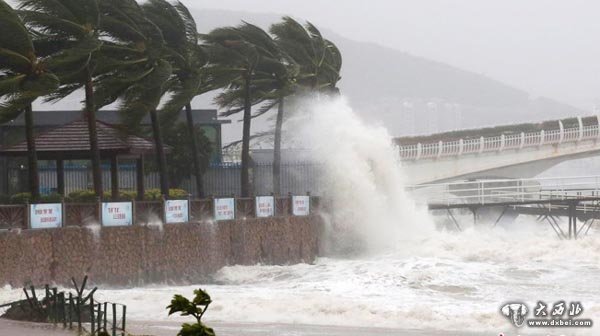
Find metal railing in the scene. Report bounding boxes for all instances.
[398,117,600,160]
[18,162,322,197]
[408,175,600,206]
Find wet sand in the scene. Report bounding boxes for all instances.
[0,318,75,336]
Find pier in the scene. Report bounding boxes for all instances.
[409,175,600,239]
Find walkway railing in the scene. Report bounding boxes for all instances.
[398,117,600,160]
[408,175,600,207]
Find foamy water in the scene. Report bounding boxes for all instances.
[2,97,599,335]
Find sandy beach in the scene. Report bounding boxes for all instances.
[0,318,75,336]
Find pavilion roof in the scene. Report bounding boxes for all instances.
[0,119,167,159]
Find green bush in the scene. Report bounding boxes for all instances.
[8,192,63,204]
[144,188,189,200]
[66,190,99,203]
[63,189,189,202]
[39,193,63,203]
[10,192,32,204]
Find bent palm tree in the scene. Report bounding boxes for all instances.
[18,0,105,198]
[95,0,173,197]
[203,23,278,197]
[268,17,342,193]
[142,0,212,198]
[0,0,59,199]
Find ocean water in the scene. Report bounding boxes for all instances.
[2,97,599,335]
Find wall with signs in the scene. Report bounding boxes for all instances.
[0,215,323,286]
[165,200,189,224]
[292,196,310,216]
[255,196,274,217]
[30,203,62,229]
[214,198,235,221]
[102,202,133,226]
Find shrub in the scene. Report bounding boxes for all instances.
[167,289,215,336]
[66,190,99,203]
[39,193,63,203]
[144,188,189,200]
[8,192,63,204]
[10,192,32,204]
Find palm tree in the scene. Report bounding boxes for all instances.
[0,0,59,199]
[202,22,280,197]
[141,0,212,198]
[17,0,105,198]
[267,17,342,194]
[94,0,173,198]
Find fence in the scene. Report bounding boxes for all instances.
[0,277,127,336]
[398,119,600,160]
[0,195,319,231]
[17,162,323,197]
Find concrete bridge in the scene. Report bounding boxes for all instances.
[396,115,600,184]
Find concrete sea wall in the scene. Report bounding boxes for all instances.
[0,216,321,286]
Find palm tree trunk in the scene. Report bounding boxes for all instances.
[149,108,170,198]
[24,104,39,200]
[185,103,204,198]
[272,96,284,195]
[240,74,252,197]
[84,72,103,198]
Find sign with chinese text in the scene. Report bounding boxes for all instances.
[30,203,62,229]
[102,202,132,226]
[165,200,189,223]
[255,196,274,217]
[292,196,310,216]
[214,198,235,221]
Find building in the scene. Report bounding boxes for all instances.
[0,109,230,195]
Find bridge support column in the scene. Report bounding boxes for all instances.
[568,202,578,240]
[469,206,478,226]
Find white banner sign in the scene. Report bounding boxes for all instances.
[165,200,189,223]
[292,196,310,216]
[255,196,274,217]
[30,203,62,229]
[214,198,235,221]
[102,202,132,226]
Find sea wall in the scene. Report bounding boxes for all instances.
[0,216,321,286]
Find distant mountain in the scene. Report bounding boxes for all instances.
[190,9,586,137]
[33,9,587,141]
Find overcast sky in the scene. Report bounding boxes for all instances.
[187,0,600,110]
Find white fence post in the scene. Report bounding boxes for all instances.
[416,143,422,160]
[479,136,485,153]
[519,132,525,149]
[437,141,443,158]
[558,120,564,144]
[458,139,464,156]
[499,134,505,151]
[578,116,584,141]
[540,129,545,146]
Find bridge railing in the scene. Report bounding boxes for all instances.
[408,175,600,206]
[398,118,600,160]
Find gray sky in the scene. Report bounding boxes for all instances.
[188,0,600,110]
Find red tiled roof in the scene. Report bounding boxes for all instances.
[0,119,163,155]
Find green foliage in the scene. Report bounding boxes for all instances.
[167,289,215,336]
[9,192,63,204]
[10,192,32,204]
[66,190,100,203]
[144,188,188,200]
